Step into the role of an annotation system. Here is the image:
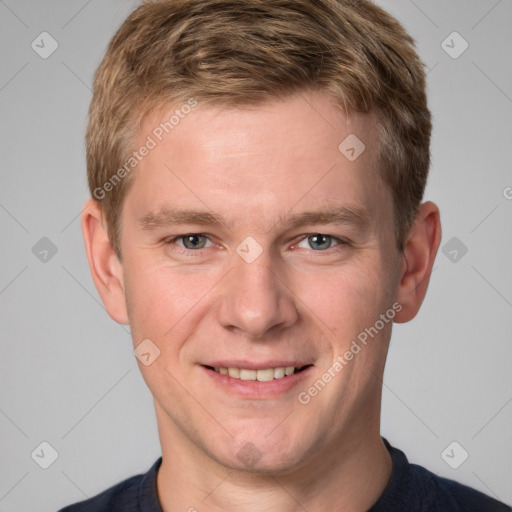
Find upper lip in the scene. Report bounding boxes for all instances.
[202,360,313,370]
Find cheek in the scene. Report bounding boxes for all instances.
[123,262,218,343]
[124,268,171,339]
[299,259,390,335]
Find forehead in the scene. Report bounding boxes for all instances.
[124,91,390,232]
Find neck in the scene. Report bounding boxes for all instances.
[155,407,392,512]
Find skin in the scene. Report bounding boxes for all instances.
[82,90,441,511]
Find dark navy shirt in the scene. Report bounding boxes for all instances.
[58,440,511,511]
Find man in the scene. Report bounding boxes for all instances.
[59,0,511,510]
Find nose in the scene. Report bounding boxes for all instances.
[215,250,299,339]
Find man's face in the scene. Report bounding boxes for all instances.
[118,91,402,473]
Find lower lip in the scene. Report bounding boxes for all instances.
[202,366,313,399]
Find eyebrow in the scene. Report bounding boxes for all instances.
[138,209,231,231]
[137,205,372,233]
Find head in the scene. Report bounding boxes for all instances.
[82,0,441,474]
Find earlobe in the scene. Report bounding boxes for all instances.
[81,199,129,324]
[394,201,442,323]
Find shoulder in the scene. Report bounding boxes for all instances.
[422,468,511,512]
[57,458,162,512]
[373,440,511,512]
[57,475,141,512]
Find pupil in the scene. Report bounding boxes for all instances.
[310,234,330,250]
[185,235,204,249]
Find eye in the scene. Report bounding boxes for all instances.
[172,234,213,250]
[297,234,343,251]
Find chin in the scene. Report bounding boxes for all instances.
[210,433,315,475]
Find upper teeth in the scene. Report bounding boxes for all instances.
[214,366,296,381]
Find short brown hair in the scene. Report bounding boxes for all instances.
[86,0,431,258]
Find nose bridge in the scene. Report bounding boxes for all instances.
[216,249,297,338]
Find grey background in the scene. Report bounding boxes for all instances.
[0,0,511,510]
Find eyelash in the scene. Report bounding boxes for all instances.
[164,233,349,256]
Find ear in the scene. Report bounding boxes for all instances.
[81,199,129,324]
[394,201,442,323]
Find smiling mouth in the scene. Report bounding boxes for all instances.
[203,365,312,382]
